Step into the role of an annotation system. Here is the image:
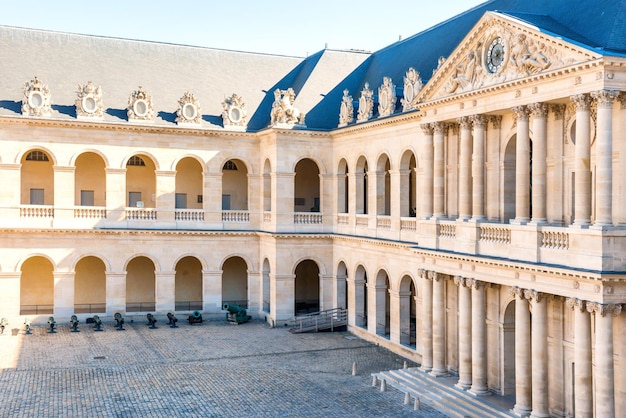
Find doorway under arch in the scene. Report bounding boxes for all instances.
[175,256,203,311]
[222,256,248,308]
[294,259,319,314]
[74,256,106,313]
[20,256,54,315]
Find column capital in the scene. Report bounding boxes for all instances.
[428,270,443,282]
[454,275,468,287]
[489,115,502,129]
[509,285,525,298]
[528,102,547,118]
[432,121,446,134]
[524,289,551,303]
[421,123,434,135]
[570,93,591,111]
[418,268,428,279]
[565,297,587,312]
[468,278,484,289]
[470,114,487,128]
[550,104,566,120]
[586,302,622,317]
[512,105,529,120]
[591,89,620,108]
[456,116,472,129]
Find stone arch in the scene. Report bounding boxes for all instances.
[373,269,391,336]
[175,156,205,210]
[20,147,55,205]
[75,151,107,206]
[20,255,55,315]
[125,152,157,209]
[174,255,203,311]
[69,148,110,168]
[375,153,391,215]
[355,155,369,215]
[336,260,348,309]
[294,158,321,213]
[16,145,58,165]
[294,259,320,314]
[125,255,156,312]
[221,256,249,308]
[74,255,107,314]
[353,264,368,328]
[337,158,349,213]
[399,149,417,217]
[221,158,249,210]
[501,298,516,396]
[263,159,272,212]
[398,274,417,347]
[262,258,271,313]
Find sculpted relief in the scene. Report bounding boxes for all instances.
[435,20,585,98]
[270,88,305,127]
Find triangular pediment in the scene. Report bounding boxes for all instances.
[417,11,602,103]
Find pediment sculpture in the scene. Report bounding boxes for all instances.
[76,81,104,119]
[377,76,396,118]
[338,89,354,127]
[22,76,52,117]
[176,91,202,125]
[401,67,423,112]
[270,88,305,127]
[127,86,155,122]
[222,93,248,129]
[356,82,374,123]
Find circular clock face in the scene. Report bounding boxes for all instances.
[486,37,505,73]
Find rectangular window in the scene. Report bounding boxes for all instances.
[80,190,94,206]
[222,194,231,210]
[129,191,142,208]
[30,188,44,205]
[175,193,187,209]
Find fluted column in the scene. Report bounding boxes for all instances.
[529,103,547,224]
[470,115,486,220]
[469,279,488,395]
[431,272,446,376]
[591,90,619,227]
[455,276,472,389]
[527,290,549,417]
[421,124,434,219]
[570,94,591,227]
[512,106,530,224]
[588,302,622,418]
[419,269,433,372]
[566,298,592,418]
[432,122,446,219]
[511,286,531,416]
[457,117,472,220]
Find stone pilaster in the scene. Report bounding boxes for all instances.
[469,279,489,395]
[432,122,446,219]
[511,286,531,416]
[529,103,547,224]
[526,290,550,417]
[471,115,486,221]
[566,298,592,418]
[457,117,472,220]
[455,276,472,389]
[512,106,530,224]
[570,94,591,227]
[419,269,433,372]
[431,272,447,376]
[421,124,434,219]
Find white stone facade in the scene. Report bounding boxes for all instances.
[0,6,625,417]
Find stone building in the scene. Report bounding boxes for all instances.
[0,0,625,416]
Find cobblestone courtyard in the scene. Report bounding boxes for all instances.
[0,318,445,417]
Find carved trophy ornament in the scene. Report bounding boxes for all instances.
[401,67,423,112]
[22,76,52,117]
[76,81,104,119]
[127,86,155,122]
[222,93,248,128]
[377,76,396,118]
[356,82,374,123]
[270,88,305,127]
[338,89,354,127]
[176,91,201,125]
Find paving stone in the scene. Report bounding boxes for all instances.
[0,319,446,417]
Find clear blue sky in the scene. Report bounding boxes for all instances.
[1,1,487,56]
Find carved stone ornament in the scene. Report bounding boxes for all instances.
[377,76,397,118]
[428,16,585,99]
[75,81,104,119]
[356,82,374,123]
[176,91,202,125]
[338,89,354,127]
[21,76,52,117]
[222,93,247,129]
[270,88,305,127]
[401,67,423,112]
[127,86,155,122]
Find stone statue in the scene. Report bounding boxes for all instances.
[338,89,354,127]
[270,88,305,126]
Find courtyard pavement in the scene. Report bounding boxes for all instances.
[0,316,446,417]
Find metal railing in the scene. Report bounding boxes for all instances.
[289,308,347,333]
[125,302,156,312]
[174,301,203,311]
[20,304,53,315]
[74,303,106,314]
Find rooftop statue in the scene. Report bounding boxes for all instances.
[270,88,305,127]
[338,89,354,127]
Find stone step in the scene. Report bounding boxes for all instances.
[373,368,516,418]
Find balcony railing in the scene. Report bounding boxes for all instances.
[74,206,106,219]
[20,205,54,218]
[175,209,204,221]
[126,302,156,312]
[263,211,272,223]
[125,207,157,220]
[376,216,391,229]
[74,303,106,314]
[479,225,511,244]
[337,214,349,225]
[294,212,322,224]
[174,301,203,311]
[541,229,569,250]
[222,210,249,223]
[400,218,416,231]
[356,214,369,227]
[439,221,456,239]
[20,304,53,315]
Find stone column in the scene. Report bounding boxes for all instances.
[53,271,74,318]
[570,94,591,227]
[431,272,446,376]
[155,270,175,313]
[566,298,592,418]
[421,124,434,219]
[529,103,547,224]
[469,279,488,395]
[512,106,530,224]
[454,276,472,389]
[273,273,295,323]
[591,90,619,227]
[202,270,222,312]
[511,286,531,416]
[457,117,472,220]
[527,290,549,417]
[419,269,433,372]
[432,122,446,219]
[105,272,126,315]
[471,115,486,221]
[588,302,622,418]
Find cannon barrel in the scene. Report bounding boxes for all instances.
[24,318,32,334]
[223,303,245,314]
[48,316,57,333]
[167,312,178,328]
[188,310,203,325]
[70,315,80,332]
[223,303,251,324]
[146,313,158,329]
[114,312,125,330]
[92,315,103,331]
